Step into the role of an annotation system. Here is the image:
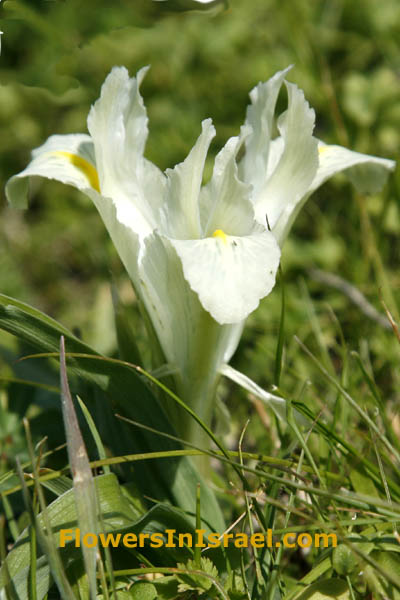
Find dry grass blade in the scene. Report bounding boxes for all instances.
[381,299,400,344]
[309,268,391,330]
[60,336,98,600]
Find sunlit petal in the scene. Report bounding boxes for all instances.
[88,66,165,237]
[201,132,257,238]
[311,142,396,195]
[240,67,291,193]
[87,66,148,186]
[171,231,281,324]
[6,134,97,209]
[252,82,319,232]
[139,233,244,408]
[160,119,215,240]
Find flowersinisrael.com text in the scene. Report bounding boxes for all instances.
[59,528,337,550]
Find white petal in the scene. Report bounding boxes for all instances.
[89,191,142,285]
[87,66,148,185]
[266,137,285,179]
[87,66,165,237]
[160,119,215,239]
[240,67,291,192]
[252,81,319,232]
[219,364,287,421]
[139,233,199,369]
[171,231,281,324]
[310,142,396,195]
[6,134,97,208]
[200,132,256,238]
[4,129,144,291]
[139,232,243,391]
[220,364,308,425]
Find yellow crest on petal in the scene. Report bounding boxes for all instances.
[212,229,228,244]
[54,151,100,192]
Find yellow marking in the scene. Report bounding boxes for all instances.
[54,151,100,192]
[318,145,330,154]
[212,229,228,243]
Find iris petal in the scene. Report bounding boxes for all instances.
[171,231,281,324]
[251,81,319,238]
[311,142,396,195]
[6,134,97,209]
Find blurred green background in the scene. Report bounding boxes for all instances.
[1,0,399,460]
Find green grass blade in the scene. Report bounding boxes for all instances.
[76,395,110,475]
[274,270,286,387]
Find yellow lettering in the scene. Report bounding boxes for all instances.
[222,533,234,547]
[297,533,312,548]
[250,533,265,548]
[178,533,193,547]
[165,529,176,548]
[122,533,136,548]
[59,529,74,547]
[83,533,98,548]
[234,533,248,548]
[98,532,122,547]
[195,529,207,548]
[207,533,221,548]
[150,533,164,548]
[138,533,150,546]
[283,533,296,548]
[266,529,273,547]
[315,533,337,548]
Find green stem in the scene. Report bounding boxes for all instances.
[172,310,228,449]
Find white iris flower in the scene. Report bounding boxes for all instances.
[6,66,395,441]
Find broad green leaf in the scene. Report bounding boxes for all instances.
[1,472,225,599]
[293,578,350,600]
[367,550,400,599]
[151,576,180,600]
[283,558,332,600]
[350,465,380,498]
[35,472,73,497]
[112,288,143,366]
[332,544,359,576]
[129,582,157,600]
[364,550,400,600]
[0,473,135,599]
[115,503,225,569]
[16,448,76,600]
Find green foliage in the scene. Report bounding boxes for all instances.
[0,473,136,598]
[129,582,157,600]
[294,579,350,600]
[176,557,219,596]
[0,293,226,532]
[332,545,359,577]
